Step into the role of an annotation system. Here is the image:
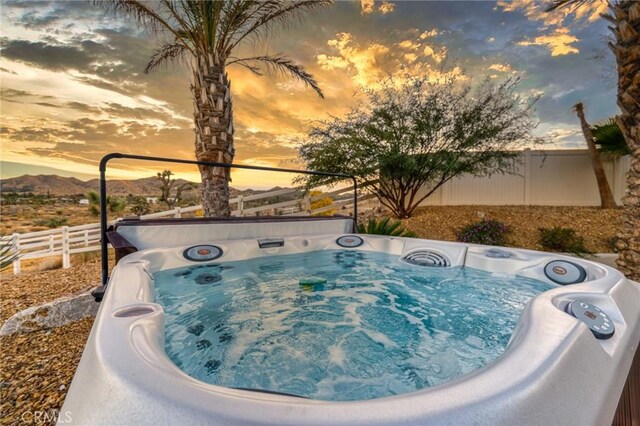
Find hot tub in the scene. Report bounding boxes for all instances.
[61,217,640,425]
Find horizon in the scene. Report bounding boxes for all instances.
[1,0,618,185]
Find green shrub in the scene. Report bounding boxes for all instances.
[357,217,417,237]
[605,235,621,253]
[33,217,68,228]
[539,227,591,255]
[129,197,151,216]
[45,217,68,228]
[456,219,509,246]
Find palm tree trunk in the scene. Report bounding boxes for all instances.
[573,102,617,209]
[191,54,235,217]
[612,0,640,280]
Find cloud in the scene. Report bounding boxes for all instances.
[403,53,418,64]
[360,0,395,15]
[422,45,447,64]
[0,38,97,70]
[317,33,390,87]
[419,29,438,40]
[488,63,513,72]
[496,0,605,28]
[398,40,420,50]
[360,0,375,14]
[315,31,463,90]
[495,0,607,57]
[518,27,579,56]
[378,2,396,14]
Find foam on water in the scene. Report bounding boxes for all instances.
[154,250,554,401]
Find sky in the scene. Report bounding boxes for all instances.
[0,0,617,188]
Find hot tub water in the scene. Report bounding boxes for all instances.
[154,250,554,401]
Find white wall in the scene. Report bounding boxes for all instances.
[420,149,630,206]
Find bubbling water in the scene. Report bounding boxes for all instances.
[154,250,554,401]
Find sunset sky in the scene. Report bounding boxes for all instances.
[0,0,617,188]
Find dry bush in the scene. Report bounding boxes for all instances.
[35,257,63,271]
[72,251,101,264]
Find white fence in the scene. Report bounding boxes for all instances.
[420,149,630,206]
[3,185,368,275]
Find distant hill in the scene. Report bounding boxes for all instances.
[0,174,292,198]
[0,174,198,196]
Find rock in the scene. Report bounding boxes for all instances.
[0,289,98,336]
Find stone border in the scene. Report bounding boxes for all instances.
[0,287,99,336]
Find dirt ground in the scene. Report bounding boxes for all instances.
[0,205,623,424]
[402,205,621,253]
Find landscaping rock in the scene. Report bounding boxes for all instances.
[0,289,98,336]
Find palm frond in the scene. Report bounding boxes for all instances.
[145,43,189,73]
[229,54,324,97]
[591,117,631,155]
[0,234,20,270]
[227,0,332,53]
[545,0,598,12]
[97,0,193,53]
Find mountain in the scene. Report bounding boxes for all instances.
[0,174,294,198]
[1,175,92,196]
[0,174,199,196]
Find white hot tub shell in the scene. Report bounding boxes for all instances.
[60,218,640,425]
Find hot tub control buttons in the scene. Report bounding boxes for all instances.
[544,260,587,285]
[184,245,223,262]
[336,235,364,248]
[567,300,615,339]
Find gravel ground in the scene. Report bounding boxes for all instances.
[0,206,622,424]
[0,318,93,426]
[402,205,621,253]
[0,258,102,324]
[0,260,101,425]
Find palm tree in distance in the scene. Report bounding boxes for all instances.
[573,102,616,209]
[101,0,331,217]
[547,0,639,280]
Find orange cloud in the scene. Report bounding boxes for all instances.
[496,0,607,57]
[422,45,447,64]
[379,2,396,14]
[360,0,374,14]
[488,63,513,72]
[518,27,579,56]
[419,29,439,39]
[317,33,391,87]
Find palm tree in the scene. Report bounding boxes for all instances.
[547,0,639,280]
[592,117,631,156]
[573,102,616,208]
[101,0,330,216]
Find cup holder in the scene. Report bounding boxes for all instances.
[114,305,156,318]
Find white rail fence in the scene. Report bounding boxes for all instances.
[2,185,372,275]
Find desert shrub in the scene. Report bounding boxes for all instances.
[456,219,509,246]
[310,190,335,216]
[72,251,101,264]
[357,217,417,237]
[605,235,621,253]
[129,196,151,216]
[33,217,68,228]
[539,227,591,255]
[36,257,63,271]
[45,217,68,228]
